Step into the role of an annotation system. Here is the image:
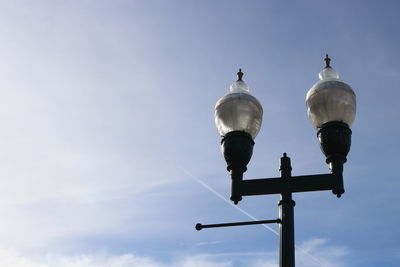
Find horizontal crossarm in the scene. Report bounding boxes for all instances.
[239,173,338,196]
[195,219,281,231]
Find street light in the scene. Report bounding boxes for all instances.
[196,55,356,267]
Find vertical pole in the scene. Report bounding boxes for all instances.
[279,153,296,267]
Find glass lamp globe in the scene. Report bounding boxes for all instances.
[306,55,356,129]
[215,69,263,139]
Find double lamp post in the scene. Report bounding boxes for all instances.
[196,55,356,267]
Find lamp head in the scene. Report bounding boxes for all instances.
[215,70,263,140]
[306,55,356,166]
[306,55,356,129]
[215,70,263,171]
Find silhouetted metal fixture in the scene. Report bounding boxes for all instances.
[196,56,356,267]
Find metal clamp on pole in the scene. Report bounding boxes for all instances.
[195,219,281,231]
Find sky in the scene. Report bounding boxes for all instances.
[0,0,399,266]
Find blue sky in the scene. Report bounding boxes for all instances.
[0,0,399,266]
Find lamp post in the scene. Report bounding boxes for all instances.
[196,55,356,267]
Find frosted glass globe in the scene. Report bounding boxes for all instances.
[306,65,356,129]
[215,78,263,139]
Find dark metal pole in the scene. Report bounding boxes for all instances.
[279,153,295,267]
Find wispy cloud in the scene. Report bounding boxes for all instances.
[196,241,223,246]
[196,238,349,267]
[296,238,349,267]
[0,249,231,267]
[0,238,348,267]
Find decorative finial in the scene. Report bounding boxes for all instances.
[237,68,244,81]
[324,54,331,68]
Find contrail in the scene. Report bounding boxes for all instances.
[177,165,278,235]
[175,163,327,267]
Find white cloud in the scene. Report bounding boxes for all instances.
[0,249,158,267]
[241,238,349,267]
[296,238,349,267]
[0,238,348,267]
[196,241,223,246]
[0,249,232,267]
